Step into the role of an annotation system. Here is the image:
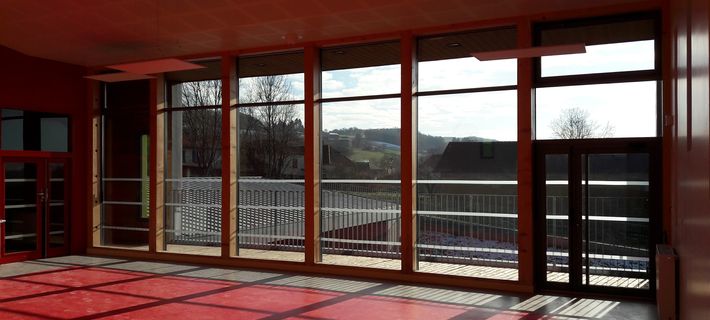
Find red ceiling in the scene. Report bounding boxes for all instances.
[0,0,652,67]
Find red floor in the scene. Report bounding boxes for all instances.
[0,259,657,320]
[0,265,527,320]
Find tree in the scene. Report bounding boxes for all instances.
[180,80,222,176]
[240,75,301,178]
[550,107,614,139]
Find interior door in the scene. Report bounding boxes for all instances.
[0,158,69,263]
[535,139,660,296]
[0,159,44,262]
[46,160,69,257]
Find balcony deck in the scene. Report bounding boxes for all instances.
[99,244,649,290]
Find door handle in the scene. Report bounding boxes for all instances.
[0,219,6,224]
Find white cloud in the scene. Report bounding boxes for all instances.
[419,58,516,91]
[418,91,517,140]
[322,99,400,131]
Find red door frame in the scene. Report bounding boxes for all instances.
[0,153,71,263]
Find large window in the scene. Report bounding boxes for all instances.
[320,41,402,269]
[535,14,661,291]
[236,52,305,261]
[1,109,69,152]
[100,81,151,249]
[416,27,519,280]
[534,14,659,140]
[164,59,223,256]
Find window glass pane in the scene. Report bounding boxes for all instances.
[541,40,654,77]
[41,117,69,152]
[416,90,518,280]
[418,91,517,141]
[419,58,516,91]
[322,42,400,98]
[239,52,304,102]
[321,98,401,269]
[170,80,222,108]
[538,17,656,77]
[1,109,69,152]
[101,81,150,249]
[535,81,657,139]
[236,53,305,261]
[165,107,222,256]
[1,110,23,150]
[418,27,517,91]
[239,74,304,103]
[164,60,223,256]
[237,104,305,262]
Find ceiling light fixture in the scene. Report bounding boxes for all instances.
[471,44,586,61]
[84,72,155,83]
[107,58,206,74]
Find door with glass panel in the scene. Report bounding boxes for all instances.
[0,158,69,263]
[535,139,660,295]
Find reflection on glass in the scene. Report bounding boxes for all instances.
[418,27,517,91]
[415,91,518,280]
[165,81,223,256]
[536,81,657,140]
[101,81,150,249]
[239,74,304,102]
[542,40,655,77]
[321,41,400,99]
[419,58,516,91]
[4,162,38,254]
[322,65,400,98]
[238,52,304,101]
[320,99,402,268]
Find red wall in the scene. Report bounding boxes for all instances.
[671,0,710,319]
[0,46,87,254]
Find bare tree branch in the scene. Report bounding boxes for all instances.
[180,80,222,176]
[550,107,615,139]
[240,75,300,178]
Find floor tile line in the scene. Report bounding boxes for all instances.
[0,266,206,304]
[0,305,65,320]
[71,274,296,320]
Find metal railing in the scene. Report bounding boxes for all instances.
[148,178,649,278]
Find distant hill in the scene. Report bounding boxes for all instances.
[328,127,491,154]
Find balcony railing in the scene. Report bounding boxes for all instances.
[152,178,648,280]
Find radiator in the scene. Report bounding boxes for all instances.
[656,244,677,320]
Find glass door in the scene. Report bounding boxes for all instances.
[535,139,660,296]
[1,159,43,262]
[0,158,69,263]
[46,160,69,257]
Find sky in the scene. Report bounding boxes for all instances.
[238,40,656,142]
